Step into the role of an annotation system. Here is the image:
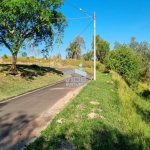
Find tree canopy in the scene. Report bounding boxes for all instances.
[105,45,141,88]
[0,0,67,70]
[82,50,93,61]
[92,35,110,63]
[66,35,85,59]
[129,37,150,84]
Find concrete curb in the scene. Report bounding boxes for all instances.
[0,79,64,104]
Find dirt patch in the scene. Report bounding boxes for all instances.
[100,115,106,119]
[99,109,103,112]
[77,103,85,110]
[88,112,98,119]
[90,101,99,105]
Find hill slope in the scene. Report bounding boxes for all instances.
[25,71,150,150]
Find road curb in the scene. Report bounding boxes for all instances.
[0,79,64,104]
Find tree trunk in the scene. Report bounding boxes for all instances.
[11,53,17,71]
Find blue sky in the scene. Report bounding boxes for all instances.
[0,0,150,59]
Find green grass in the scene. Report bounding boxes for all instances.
[0,64,63,101]
[25,70,150,150]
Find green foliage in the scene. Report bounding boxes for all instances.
[129,37,150,85]
[96,63,109,73]
[21,52,27,57]
[136,82,150,99]
[66,35,85,59]
[82,50,93,61]
[105,45,141,88]
[0,0,67,69]
[2,54,8,59]
[29,56,36,59]
[92,35,110,63]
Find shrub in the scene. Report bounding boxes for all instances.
[2,54,8,59]
[105,45,141,88]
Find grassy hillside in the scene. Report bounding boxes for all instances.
[0,64,63,101]
[25,71,150,150]
[0,56,95,68]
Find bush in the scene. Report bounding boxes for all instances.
[96,63,109,73]
[2,54,8,59]
[105,45,141,88]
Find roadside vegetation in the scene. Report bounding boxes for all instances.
[104,37,150,89]
[25,70,150,150]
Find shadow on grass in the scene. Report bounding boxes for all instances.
[134,102,150,123]
[0,64,62,80]
[139,90,150,99]
[24,121,150,150]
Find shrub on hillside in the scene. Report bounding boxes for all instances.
[105,45,141,88]
[2,54,8,59]
[1,55,12,62]
[96,63,109,73]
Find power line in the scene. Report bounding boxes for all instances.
[50,16,91,20]
[79,21,93,36]
[64,0,93,18]
[64,0,81,12]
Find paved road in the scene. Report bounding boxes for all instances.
[0,68,93,150]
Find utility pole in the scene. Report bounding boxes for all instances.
[78,8,96,80]
[94,12,96,80]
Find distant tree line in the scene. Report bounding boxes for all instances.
[66,35,150,88]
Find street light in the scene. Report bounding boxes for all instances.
[79,9,96,80]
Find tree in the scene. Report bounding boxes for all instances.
[21,52,27,57]
[2,54,8,59]
[66,35,85,59]
[105,45,141,88]
[129,37,139,52]
[82,50,93,61]
[54,52,61,59]
[0,0,67,71]
[92,35,110,63]
[129,37,150,84]
[114,41,123,49]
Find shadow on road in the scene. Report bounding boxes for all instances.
[0,110,36,150]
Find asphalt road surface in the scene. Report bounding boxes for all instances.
[0,68,93,150]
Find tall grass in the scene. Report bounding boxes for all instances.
[111,71,150,149]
